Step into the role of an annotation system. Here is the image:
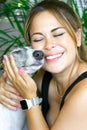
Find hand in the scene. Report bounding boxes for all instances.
[3,55,37,99]
[0,72,22,110]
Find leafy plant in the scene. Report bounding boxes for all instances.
[0,0,87,62]
[82,8,87,45]
[0,0,38,61]
[70,0,87,45]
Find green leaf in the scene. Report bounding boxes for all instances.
[0,0,38,60]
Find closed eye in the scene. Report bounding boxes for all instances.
[54,32,65,37]
[33,38,43,42]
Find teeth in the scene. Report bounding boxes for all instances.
[46,53,62,60]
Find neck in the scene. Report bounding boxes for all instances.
[52,60,81,91]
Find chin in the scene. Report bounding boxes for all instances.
[44,63,64,73]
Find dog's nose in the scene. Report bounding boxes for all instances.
[33,50,44,60]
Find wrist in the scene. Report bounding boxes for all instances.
[20,96,42,110]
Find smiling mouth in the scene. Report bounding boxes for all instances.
[45,53,63,60]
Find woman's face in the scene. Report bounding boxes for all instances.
[29,11,80,74]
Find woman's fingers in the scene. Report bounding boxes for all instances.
[4,55,26,86]
[0,83,22,107]
[3,55,14,77]
[0,93,21,110]
[1,71,21,96]
[3,54,37,99]
[0,75,22,110]
[8,55,19,76]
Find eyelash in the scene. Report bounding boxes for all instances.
[54,32,65,37]
[32,32,65,42]
[33,38,43,42]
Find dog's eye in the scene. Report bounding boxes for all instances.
[15,50,21,54]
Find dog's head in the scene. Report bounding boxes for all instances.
[9,46,44,77]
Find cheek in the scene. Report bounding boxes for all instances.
[31,43,44,51]
[61,35,76,51]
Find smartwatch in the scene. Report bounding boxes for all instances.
[20,97,42,110]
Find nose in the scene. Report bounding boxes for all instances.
[33,50,44,60]
[45,37,56,50]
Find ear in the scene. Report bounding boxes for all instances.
[75,29,82,47]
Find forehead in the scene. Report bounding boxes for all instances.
[30,11,63,32]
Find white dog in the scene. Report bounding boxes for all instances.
[0,46,44,130]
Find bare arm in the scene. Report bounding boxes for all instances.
[26,79,87,130]
[3,54,87,130]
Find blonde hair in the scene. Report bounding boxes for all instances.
[24,0,87,61]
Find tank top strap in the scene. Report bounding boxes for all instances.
[41,71,52,120]
[60,71,87,110]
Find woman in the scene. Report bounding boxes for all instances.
[1,0,87,129]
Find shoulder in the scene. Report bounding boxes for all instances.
[68,77,87,101]
[53,78,87,130]
[64,70,87,105]
[62,78,87,122]
[64,77,87,110]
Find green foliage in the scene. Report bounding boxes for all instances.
[70,0,87,45]
[0,0,38,61]
[82,8,87,45]
[0,0,6,3]
[0,0,87,62]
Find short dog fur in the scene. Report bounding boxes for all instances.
[0,46,44,130]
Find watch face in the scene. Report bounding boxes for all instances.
[20,100,28,110]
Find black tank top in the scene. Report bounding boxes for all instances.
[41,71,87,119]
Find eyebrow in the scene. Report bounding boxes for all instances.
[31,27,64,37]
[31,32,43,37]
[51,27,64,32]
